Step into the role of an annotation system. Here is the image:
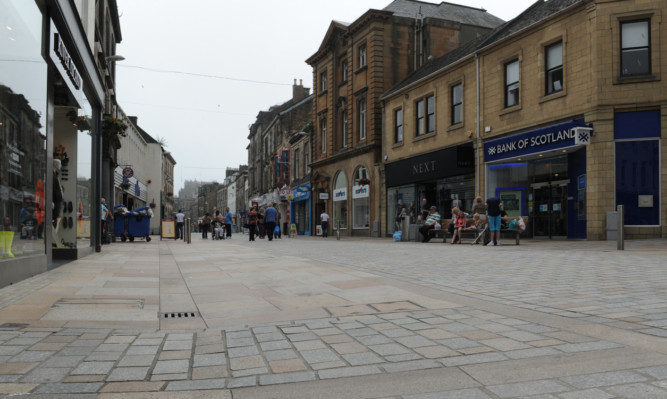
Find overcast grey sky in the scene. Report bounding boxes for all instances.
[115,0,535,192]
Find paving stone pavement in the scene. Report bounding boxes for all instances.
[0,236,665,398]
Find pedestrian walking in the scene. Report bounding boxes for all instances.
[224,207,233,239]
[264,203,277,242]
[320,209,329,238]
[258,208,266,239]
[101,198,113,244]
[175,209,185,240]
[201,213,211,239]
[275,207,282,239]
[247,207,257,241]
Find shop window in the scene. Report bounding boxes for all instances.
[416,95,435,136]
[394,108,403,143]
[1,0,48,258]
[358,99,366,140]
[304,145,310,174]
[352,166,369,229]
[293,148,300,180]
[621,20,650,76]
[451,84,462,125]
[545,41,563,94]
[333,171,348,229]
[505,59,519,108]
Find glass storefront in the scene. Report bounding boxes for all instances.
[0,1,48,260]
[332,171,347,229]
[486,154,574,237]
[352,166,369,229]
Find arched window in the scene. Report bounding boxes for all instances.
[332,171,348,229]
[352,166,369,229]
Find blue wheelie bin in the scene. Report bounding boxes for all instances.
[113,205,129,242]
[127,206,152,242]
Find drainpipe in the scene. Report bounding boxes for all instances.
[475,53,481,196]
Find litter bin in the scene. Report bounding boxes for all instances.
[113,205,129,242]
[127,206,153,242]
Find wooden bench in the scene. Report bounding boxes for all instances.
[425,216,529,245]
[425,218,486,244]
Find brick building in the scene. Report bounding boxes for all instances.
[381,0,666,240]
[306,0,503,236]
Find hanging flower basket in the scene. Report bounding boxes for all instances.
[358,178,371,186]
[102,116,128,138]
[149,202,156,209]
[76,116,91,131]
[119,182,131,191]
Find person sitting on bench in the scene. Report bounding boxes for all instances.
[419,206,440,243]
[450,208,466,244]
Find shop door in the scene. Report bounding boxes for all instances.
[531,180,568,238]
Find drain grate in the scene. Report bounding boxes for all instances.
[160,312,199,318]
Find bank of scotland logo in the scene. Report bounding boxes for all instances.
[488,146,496,156]
[574,127,591,145]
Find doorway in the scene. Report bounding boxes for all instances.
[531,180,568,238]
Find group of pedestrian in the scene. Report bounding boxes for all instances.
[246,203,282,242]
[173,207,234,241]
[417,195,506,246]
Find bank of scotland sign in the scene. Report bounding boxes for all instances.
[484,119,589,163]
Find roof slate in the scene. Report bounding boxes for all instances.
[384,0,584,97]
[382,0,505,28]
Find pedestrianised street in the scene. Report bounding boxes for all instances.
[0,237,666,398]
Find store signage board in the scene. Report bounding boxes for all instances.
[332,189,347,202]
[484,119,588,163]
[49,22,83,105]
[352,185,369,199]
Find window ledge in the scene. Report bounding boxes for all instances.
[318,89,328,97]
[413,131,436,142]
[447,123,464,132]
[354,65,368,75]
[539,89,566,104]
[392,141,404,149]
[499,104,522,116]
[338,80,347,87]
[614,74,660,85]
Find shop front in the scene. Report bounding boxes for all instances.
[289,183,311,235]
[484,119,591,239]
[1,0,105,282]
[385,144,475,236]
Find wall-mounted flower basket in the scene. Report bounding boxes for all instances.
[166,192,173,197]
[119,182,131,191]
[358,178,371,186]
[149,202,156,209]
[146,179,152,184]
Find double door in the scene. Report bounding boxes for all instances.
[531,180,568,238]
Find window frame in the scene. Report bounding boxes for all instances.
[321,118,327,154]
[504,59,520,108]
[394,108,403,143]
[342,111,348,148]
[359,45,367,68]
[341,60,348,82]
[320,70,327,92]
[451,84,462,125]
[359,99,367,140]
[294,148,300,180]
[620,19,651,77]
[545,41,563,95]
[415,94,435,136]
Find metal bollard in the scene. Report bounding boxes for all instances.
[336,220,341,240]
[185,218,191,244]
[617,205,624,250]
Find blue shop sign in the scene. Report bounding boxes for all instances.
[484,119,589,163]
[292,183,311,202]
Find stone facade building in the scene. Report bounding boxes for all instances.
[306,0,503,236]
[381,0,666,240]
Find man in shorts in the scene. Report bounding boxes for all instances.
[485,196,503,246]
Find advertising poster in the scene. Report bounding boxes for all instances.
[161,219,175,239]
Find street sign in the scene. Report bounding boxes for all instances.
[122,167,134,178]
